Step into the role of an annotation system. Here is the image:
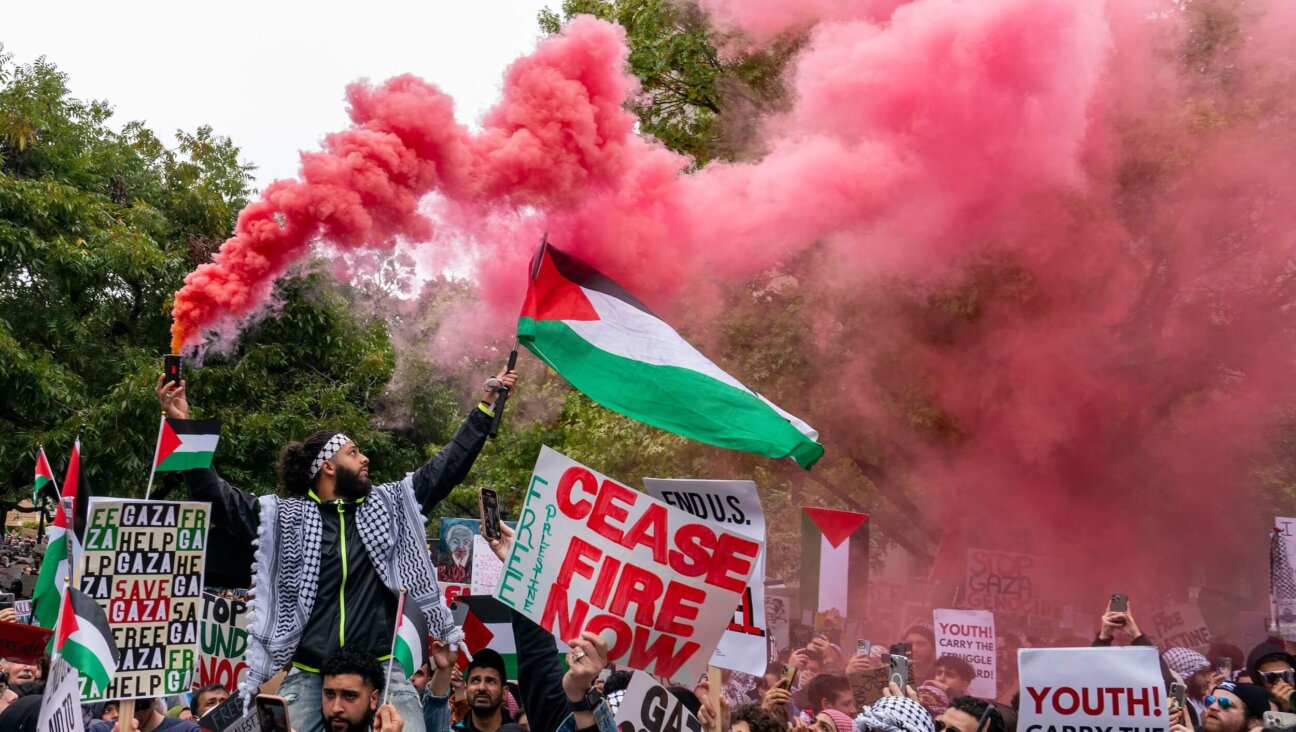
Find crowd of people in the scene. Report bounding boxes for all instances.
[2,371,1296,732]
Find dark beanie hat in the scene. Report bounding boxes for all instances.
[1214,681,1270,721]
[1247,641,1296,684]
[467,648,508,682]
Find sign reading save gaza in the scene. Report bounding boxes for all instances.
[496,447,763,683]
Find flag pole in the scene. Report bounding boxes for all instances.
[70,428,84,590]
[144,413,166,500]
[382,588,407,708]
[489,233,548,439]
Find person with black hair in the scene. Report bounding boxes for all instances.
[932,656,975,699]
[935,696,1005,732]
[732,705,788,732]
[192,683,230,718]
[803,674,859,717]
[156,366,517,732]
[322,647,404,732]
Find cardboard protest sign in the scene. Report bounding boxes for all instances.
[1018,647,1166,732]
[78,498,209,701]
[497,447,763,683]
[964,549,1062,620]
[39,658,85,732]
[0,619,54,664]
[1149,602,1211,652]
[847,666,890,708]
[472,534,505,596]
[933,608,996,698]
[644,478,768,673]
[614,671,702,732]
[196,592,249,692]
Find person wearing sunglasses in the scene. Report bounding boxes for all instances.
[1245,641,1296,711]
[1198,681,1269,732]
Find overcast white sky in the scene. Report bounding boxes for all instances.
[3,1,555,190]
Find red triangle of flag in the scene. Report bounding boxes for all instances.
[55,595,79,650]
[804,507,868,549]
[519,247,599,322]
[156,420,181,467]
[456,608,497,671]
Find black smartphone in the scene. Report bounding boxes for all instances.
[255,695,291,732]
[889,654,910,690]
[1216,657,1234,676]
[1109,593,1129,613]
[889,642,912,659]
[164,354,183,387]
[480,488,502,541]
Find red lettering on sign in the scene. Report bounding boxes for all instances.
[668,523,716,577]
[609,563,665,626]
[706,533,760,593]
[557,466,599,520]
[657,582,705,636]
[588,479,638,544]
[624,503,668,563]
[556,536,602,590]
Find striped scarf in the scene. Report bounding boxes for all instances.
[239,474,463,701]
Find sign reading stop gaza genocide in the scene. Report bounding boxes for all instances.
[79,499,209,701]
[496,447,764,683]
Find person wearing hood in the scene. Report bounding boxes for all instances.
[902,625,938,684]
[1197,681,1268,732]
[1246,641,1296,711]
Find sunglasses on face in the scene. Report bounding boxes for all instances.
[1262,670,1296,685]
[1204,696,1238,710]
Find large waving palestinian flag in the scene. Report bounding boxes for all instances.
[518,244,824,468]
[55,587,120,699]
[153,418,221,472]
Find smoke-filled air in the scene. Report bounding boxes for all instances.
[171,0,1296,620]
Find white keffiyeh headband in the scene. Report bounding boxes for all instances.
[310,433,351,478]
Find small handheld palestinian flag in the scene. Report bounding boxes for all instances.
[518,243,824,468]
[33,446,57,505]
[153,418,221,472]
[54,587,120,699]
[392,591,428,680]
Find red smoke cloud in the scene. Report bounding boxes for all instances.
[175,0,1296,621]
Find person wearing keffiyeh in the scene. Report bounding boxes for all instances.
[854,695,936,732]
[156,367,518,732]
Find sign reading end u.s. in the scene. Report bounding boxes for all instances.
[496,447,764,683]
[1019,647,1166,732]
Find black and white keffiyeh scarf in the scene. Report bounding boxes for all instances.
[239,474,463,701]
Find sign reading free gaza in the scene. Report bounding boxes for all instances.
[496,447,763,684]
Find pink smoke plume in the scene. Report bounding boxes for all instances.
[175,0,1296,624]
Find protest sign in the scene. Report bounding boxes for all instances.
[645,477,768,673]
[964,549,1062,620]
[1018,647,1166,732]
[78,498,209,701]
[0,619,54,664]
[14,598,32,624]
[437,517,520,586]
[197,693,250,731]
[615,671,702,732]
[39,658,85,732]
[766,593,791,658]
[933,608,996,698]
[497,447,763,683]
[1273,517,1296,636]
[196,592,249,692]
[440,578,472,605]
[847,666,890,708]
[472,534,505,596]
[1149,602,1211,652]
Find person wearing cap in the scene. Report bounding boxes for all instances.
[902,624,938,684]
[156,366,517,732]
[1246,641,1296,711]
[1198,681,1268,732]
[1164,647,1214,716]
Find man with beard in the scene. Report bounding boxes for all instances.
[454,649,511,732]
[321,648,404,732]
[436,525,475,584]
[1195,681,1268,732]
[156,366,517,732]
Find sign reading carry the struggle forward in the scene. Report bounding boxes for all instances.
[497,447,764,683]
[196,593,249,692]
[644,478,767,674]
[79,499,209,701]
[615,671,702,732]
[933,608,996,698]
[1019,647,1165,732]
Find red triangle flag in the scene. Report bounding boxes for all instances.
[803,507,868,549]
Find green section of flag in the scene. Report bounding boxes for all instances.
[156,450,217,472]
[32,529,68,630]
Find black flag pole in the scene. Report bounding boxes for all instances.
[489,233,549,439]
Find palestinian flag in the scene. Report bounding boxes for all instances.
[392,593,429,679]
[55,587,120,699]
[153,418,221,472]
[457,596,520,680]
[32,439,85,630]
[33,446,56,505]
[800,508,870,620]
[518,244,824,469]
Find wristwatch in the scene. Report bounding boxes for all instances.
[570,688,604,712]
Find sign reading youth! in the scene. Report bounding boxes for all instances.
[79,499,209,701]
[496,447,763,683]
[933,609,996,698]
[1018,647,1166,732]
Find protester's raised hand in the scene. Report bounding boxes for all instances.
[696,680,731,732]
[430,639,458,671]
[482,368,519,407]
[0,607,16,623]
[884,682,920,702]
[845,652,872,675]
[484,521,515,562]
[373,703,405,732]
[1272,678,1295,710]
[1169,704,1194,732]
[562,631,610,702]
[155,373,190,419]
[761,686,791,714]
[789,648,811,669]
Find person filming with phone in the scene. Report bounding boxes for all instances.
[155,366,517,732]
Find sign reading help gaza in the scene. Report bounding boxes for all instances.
[79,498,209,701]
[643,478,767,673]
[196,592,249,692]
[615,672,701,732]
[496,447,764,683]
[1019,647,1166,732]
[934,608,996,698]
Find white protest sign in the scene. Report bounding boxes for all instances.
[40,658,85,732]
[934,608,996,698]
[14,599,32,624]
[1019,647,1167,732]
[644,478,767,673]
[1149,602,1212,652]
[496,447,763,683]
[1274,517,1296,636]
[614,671,703,732]
[472,534,505,596]
[196,593,250,692]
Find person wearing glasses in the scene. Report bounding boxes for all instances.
[1245,642,1296,711]
[1193,681,1268,732]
